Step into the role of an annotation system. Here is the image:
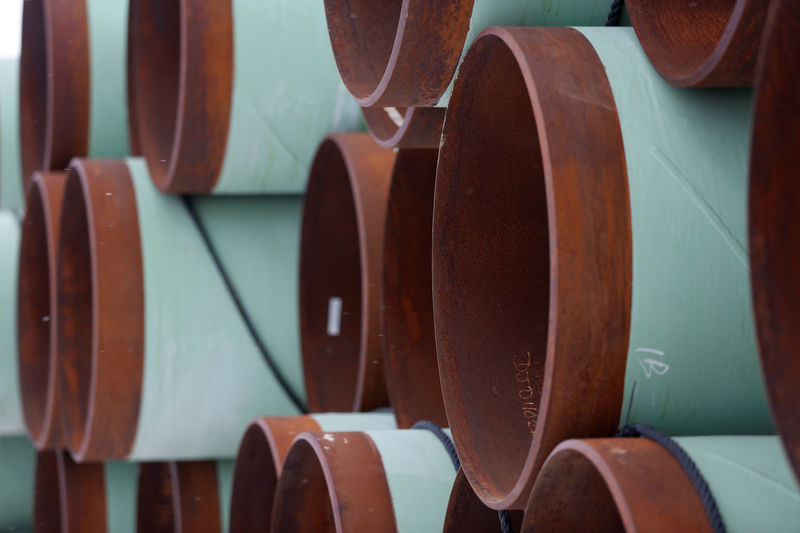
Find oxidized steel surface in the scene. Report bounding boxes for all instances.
[443,468,523,532]
[361,106,445,148]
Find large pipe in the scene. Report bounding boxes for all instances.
[382,149,446,428]
[300,134,395,413]
[272,428,458,532]
[524,436,800,532]
[0,210,22,435]
[0,437,35,531]
[323,0,616,108]
[34,449,137,532]
[626,0,770,87]
[137,460,230,533]
[750,0,800,483]
[18,0,130,191]
[229,412,395,532]
[432,26,771,510]
[18,171,66,449]
[361,107,445,149]
[443,468,523,533]
[0,58,24,212]
[127,0,361,194]
[57,157,304,461]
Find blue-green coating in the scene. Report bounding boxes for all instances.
[0,58,24,213]
[675,436,800,532]
[212,0,362,193]
[0,437,34,530]
[104,461,137,533]
[216,461,234,533]
[312,412,396,432]
[366,429,457,533]
[85,0,130,157]
[125,158,301,459]
[576,27,772,435]
[0,211,22,435]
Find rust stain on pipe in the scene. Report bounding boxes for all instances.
[300,134,395,413]
[361,107,445,149]
[443,468,523,533]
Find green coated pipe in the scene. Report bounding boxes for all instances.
[0,58,24,212]
[0,210,22,435]
[0,437,35,531]
[128,0,362,194]
[57,157,304,461]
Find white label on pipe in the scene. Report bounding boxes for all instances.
[384,107,405,127]
[327,297,343,336]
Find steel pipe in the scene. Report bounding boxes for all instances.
[273,428,458,532]
[137,460,231,533]
[626,0,770,87]
[382,149,446,428]
[443,468,523,533]
[361,107,445,149]
[127,0,361,194]
[57,157,304,461]
[19,0,130,191]
[0,210,22,435]
[229,412,395,532]
[34,449,137,532]
[18,171,66,449]
[433,26,771,510]
[323,0,616,108]
[750,0,800,483]
[300,134,395,413]
[0,58,24,212]
[524,436,800,532]
[0,437,35,531]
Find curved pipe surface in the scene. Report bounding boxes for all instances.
[0,212,22,435]
[443,468,523,533]
[0,58,24,211]
[300,134,395,413]
[0,437,35,530]
[361,107,444,148]
[433,26,770,509]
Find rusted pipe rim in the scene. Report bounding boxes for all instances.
[299,133,395,412]
[33,451,62,533]
[56,159,144,461]
[229,415,322,532]
[626,0,769,87]
[271,431,397,532]
[432,27,631,509]
[749,0,800,481]
[137,461,221,532]
[127,0,233,193]
[323,1,474,107]
[382,148,447,428]
[522,439,713,532]
[443,468,523,533]
[18,171,67,449]
[361,107,445,149]
[19,0,89,190]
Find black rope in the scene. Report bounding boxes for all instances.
[412,420,513,533]
[606,0,625,26]
[181,196,308,414]
[616,424,726,533]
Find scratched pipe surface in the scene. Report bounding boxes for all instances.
[272,428,458,532]
[443,468,523,533]
[525,436,800,533]
[626,0,770,87]
[432,26,772,510]
[19,0,130,192]
[34,449,137,533]
[0,58,24,212]
[361,106,445,149]
[229,412,395,532]
[749,0,800,484]
[56,157,305,461]
[0,211,22,436]
[0,437,35,531]
[323,0,623,108]
[128,0,361,194]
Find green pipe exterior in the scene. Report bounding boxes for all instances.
[0,58,23,212]
[311,412,396,432]
[212,0,361,193]
[126,157,304,458]
[0,437,35,531]
[435,0,627,107]
[674,436,800,532]
[574,27,773,434]
[0,211,22,435]
[85,0,130,157]
[365,429,458,532]
[217,461,234,533]
[104,461,138,533]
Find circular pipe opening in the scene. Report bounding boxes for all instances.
[19,0,48,187]
[443,469,524,533]
[229,424,281,533]
[382,149,447,428]
[34,451,63,533]
[137,463,176,533]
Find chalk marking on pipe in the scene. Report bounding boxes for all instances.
[635,347,664,356]
[639,358,670,378]
[327,297,343,336]
[384,107,405,127]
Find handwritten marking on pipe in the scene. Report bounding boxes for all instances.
[514,352,543,436]
[327,297,343,336]
[384,107,405,128]
[636,348,669,378]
